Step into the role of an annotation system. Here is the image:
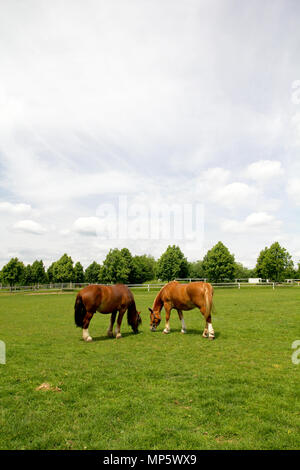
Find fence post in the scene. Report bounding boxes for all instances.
[147,284,150,292]
[238,282,241,289]
[273,282,275,290]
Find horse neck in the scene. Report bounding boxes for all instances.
[153,291,163,312]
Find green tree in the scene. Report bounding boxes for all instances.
[31,260,47,284]
[100,248,132,284]
[74,262,85,283]
[131,255,156,283]
[256,242,294,281]
[52,254,74,283]
[234,262,254,279]
[202,242,235,282]
[156,245,189,281]
[1,258,25,287]
[255,247,269,278]
[188,260,205,278]
[47,262,56,283]
[85,261,101,283]
[21,264,33,285]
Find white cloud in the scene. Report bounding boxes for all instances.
[73,217,103,236]
[212,182,258,208]
[0,201,33,215]
[245,160,284,182]
[12,220,46,235]
[221,212,282,234]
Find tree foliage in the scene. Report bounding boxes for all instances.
[188,260,205,278]
[85,261,101,284]
[255,242,294,281]
[156,245,189,281]
[132,255,156,283]
[48,254,75,283]
[100,248,133,284]
[202,241,235,282]
[74,262,85,283]
[1,258,25,287]
[31,260,47,284]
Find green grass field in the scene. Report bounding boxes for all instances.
[0,287,299,450]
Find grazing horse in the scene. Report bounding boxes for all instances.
[74,284,141,341]
[149,280,215,339]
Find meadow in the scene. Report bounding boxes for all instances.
[0,287,299,450]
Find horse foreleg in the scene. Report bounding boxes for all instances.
[115,308,126,339]
[82,311,94,342]
[107,310,117,337]
[177,310,186,334]
[163,305,171,334]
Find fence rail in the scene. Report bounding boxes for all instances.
[0,279,299,293]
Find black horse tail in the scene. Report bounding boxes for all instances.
[74,294,86,328]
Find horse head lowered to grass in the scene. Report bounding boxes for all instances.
[75,284,141,341]
[149,280,215,339]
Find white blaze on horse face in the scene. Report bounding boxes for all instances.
[83,328,92,342]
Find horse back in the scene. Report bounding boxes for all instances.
[161,281,213,310]
[79,284,133,314]
[186,282,213,308]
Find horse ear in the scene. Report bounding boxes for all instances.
[148,307,153,313]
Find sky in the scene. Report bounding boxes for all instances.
[0,0,300,269]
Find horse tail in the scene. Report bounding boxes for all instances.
[205,284,214,321]
[74,293,86,328]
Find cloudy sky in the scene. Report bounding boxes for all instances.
[0,0,300,269]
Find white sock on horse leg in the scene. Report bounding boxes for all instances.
[83,328,92,341]
[208,323,214,338]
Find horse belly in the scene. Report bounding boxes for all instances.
[173,299,195,311]
[96,301,119,314]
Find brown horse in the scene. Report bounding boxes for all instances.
[149,280,215,339]
[75,284,141,341]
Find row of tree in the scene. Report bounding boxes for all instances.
[0,242,299,287]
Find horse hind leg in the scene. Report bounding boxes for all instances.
[202,321,209,338]
[107,310,117,337]
[177,310,186,334]
[206,314,215,340]
[82,311,94,342]
[200,307,215,340]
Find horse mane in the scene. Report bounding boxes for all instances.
[127,298,138,326]
[152,289,164,311]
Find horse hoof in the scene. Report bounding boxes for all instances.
[209,336,215,341]
[85,336,93,342]
[116,333,122,339]
[181,329,187,334]
[163,329,170,334]
[107,331,114,337]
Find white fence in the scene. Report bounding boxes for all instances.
[0,279,299,293]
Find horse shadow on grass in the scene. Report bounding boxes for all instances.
[150,328,221,339]
[90,331,142,342]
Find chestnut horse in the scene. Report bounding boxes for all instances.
[75,284,141,341]
[149,280,215,339]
